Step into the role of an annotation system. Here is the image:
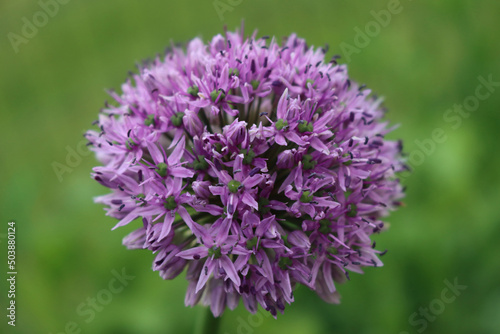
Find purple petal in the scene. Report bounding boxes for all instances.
[219,255,241,287]
[167,136,186,165]
[242,192,258,210]
[158,212,175,241]
[177,246,209,260]
[196,257,215,293]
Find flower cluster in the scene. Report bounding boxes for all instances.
[86,29,405,317]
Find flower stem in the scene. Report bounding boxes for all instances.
[194,307,221,334]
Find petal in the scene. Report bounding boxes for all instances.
[219,64,230,91]
[220,255,241,287]
[206,159,232,184]
[112,210,138,230]
[185,281,203,306]
[285,132,307,146]
[122,227,146,249]
[314,110,335,129]
[255,215,275,237]
[209,185,226,196]
[233,155,244,180]
[170,166,195,178]
[276,88,289,119]
[323,262,336,293]
[214,218,232,244]
[146,142,164,165]
[228,193,239,215]
[256,250,274,284]
[275,133,287,146]
[159,212,175,241]
[167,136,186,165]
[210,282,226,317]
[315,197,340,208]
[196,257,215,293]
[278,168,297,193]
[191,203,224,216]
[338,166,347,192]
[242,192,258,210]
[234,253,251,272]
[178,206,212,245]
[177,246,209,260]
[241,211,260,229]
[242,174,264,189]
[310,136,329,154]
[288,230,311,248]
[167,130,184,149]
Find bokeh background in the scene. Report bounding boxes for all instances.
[1,0,499,333]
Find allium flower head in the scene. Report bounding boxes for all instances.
[87,28,405,317]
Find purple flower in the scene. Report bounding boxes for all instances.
[87,28,406,317]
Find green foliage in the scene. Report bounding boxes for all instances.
[1,1,499,333]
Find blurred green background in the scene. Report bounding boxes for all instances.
[1,0,499,333]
